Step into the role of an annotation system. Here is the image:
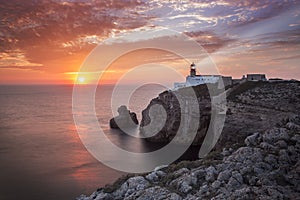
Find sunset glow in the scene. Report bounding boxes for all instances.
[78,77,86,84]
[0,0,299,85]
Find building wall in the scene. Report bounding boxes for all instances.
[221,76,233,87]
[186,75,220,86]
[174,82,186,89]
[173,75,234,90]
[247,74,267,81]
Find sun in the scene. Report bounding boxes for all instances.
[77,76,86,84]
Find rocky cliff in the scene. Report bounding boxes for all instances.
[77,115,300,200]
[77,81,300,200]
[139,84,215,145]
[141,81,300,150]
[217,80,300,151]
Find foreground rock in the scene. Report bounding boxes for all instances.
[77,116,300,200]
[109,105,138,129]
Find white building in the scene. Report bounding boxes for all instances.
[186,74,221,86]
[174,63,232,90]
[246,74,267,81]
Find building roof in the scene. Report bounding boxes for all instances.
[190,75,221,77]
[247,74,266,76]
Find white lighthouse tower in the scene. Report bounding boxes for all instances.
[190,62,196,77]
[174,63,229,90]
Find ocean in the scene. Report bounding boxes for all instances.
[0,84,169,200]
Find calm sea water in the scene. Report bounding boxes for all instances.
[0,84,168,200]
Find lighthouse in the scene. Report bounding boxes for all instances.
[174,62,233,90]
[190,62,196,76]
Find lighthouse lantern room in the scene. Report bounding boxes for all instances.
[190,62,196,76]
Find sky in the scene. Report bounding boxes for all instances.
[0,0,299,84]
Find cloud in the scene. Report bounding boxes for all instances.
[0,65,44,71]
[132,0,300,40]
[271,54,300,61]
[225,0,300,27]
[0,0,150,69]
[185,30,236,53]
[244,28,300,51]
[0,50,43,69]
[0,0,299,81]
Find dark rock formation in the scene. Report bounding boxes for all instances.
[78,81,300,200]
[216,81,300,151]
[139,84,216,145]
[77,115,300,200]
[140,81,300,149]
[109,105,138,129]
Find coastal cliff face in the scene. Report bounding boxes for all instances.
[77,81,300,200]
[141,81,300,150]
[139,84,214,145]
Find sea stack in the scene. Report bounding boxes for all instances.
[109,105,138,129]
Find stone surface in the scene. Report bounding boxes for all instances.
[245,132,261,146]
[140,81,300,150]
[217,169,232,182]
[77,115,300,200]
[109,105,138,129]
[139,84,213,145]
[205,166,217,182]
[145,170,166,182]
[113,176,150,199]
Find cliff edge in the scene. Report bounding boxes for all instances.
[77,81,300,200]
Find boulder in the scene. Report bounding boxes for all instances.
[217,169,231,182]
[205,166,217,182]
[109,105,138,129]
[245,132,261,146]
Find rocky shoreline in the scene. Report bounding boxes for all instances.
[77,81,300,200]
[77,116,300,200]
